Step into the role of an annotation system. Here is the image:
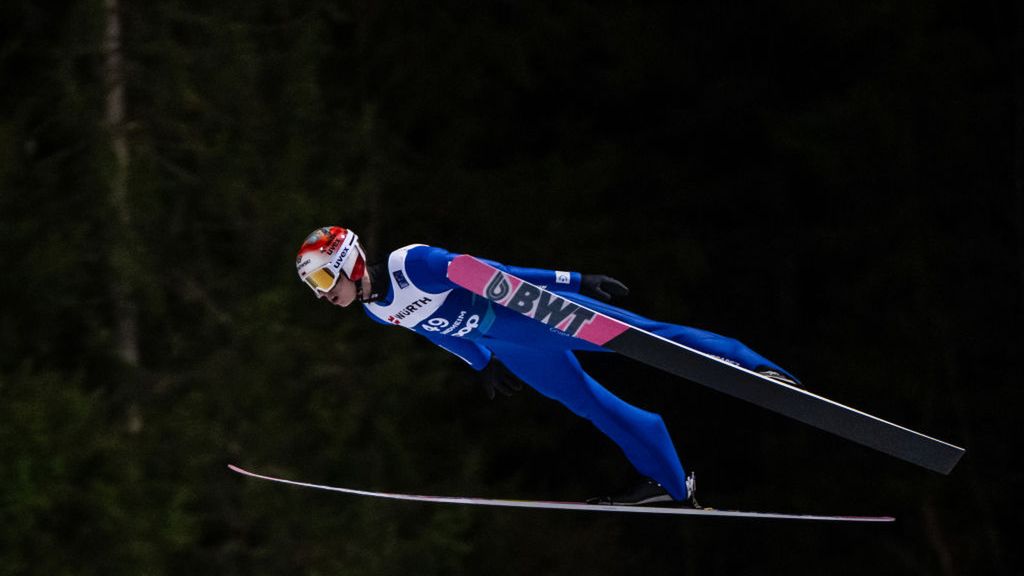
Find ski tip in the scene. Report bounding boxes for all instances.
[227,464,250,476]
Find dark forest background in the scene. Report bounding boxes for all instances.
[2,1,1021,574]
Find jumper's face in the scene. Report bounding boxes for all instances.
[320,275,358,307]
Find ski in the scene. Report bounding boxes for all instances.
[446,255,964,475]
[229,465,893,522]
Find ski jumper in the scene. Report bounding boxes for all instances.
[364,245,795,500]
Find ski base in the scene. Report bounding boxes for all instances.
[229,465,894,523]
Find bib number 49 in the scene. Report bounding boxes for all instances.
[421,314,480,337]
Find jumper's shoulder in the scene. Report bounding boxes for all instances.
[398,243,442,262]
[398,244,458,292]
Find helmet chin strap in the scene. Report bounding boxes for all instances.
[355,279,368,303]
[355,262,386,303]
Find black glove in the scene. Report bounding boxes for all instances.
[580,274,629,302]
[479,358,525,400]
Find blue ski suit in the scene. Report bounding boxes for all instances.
[364,245,794,500]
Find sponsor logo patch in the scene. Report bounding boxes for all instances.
[393,270,410,290]
[483,271,595,337]
[385,297,433,325]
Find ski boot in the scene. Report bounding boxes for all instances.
[756,366,802,387]
[587,472,701,508]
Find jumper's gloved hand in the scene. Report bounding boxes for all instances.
[580,274,629,303]
[479,358,525,400]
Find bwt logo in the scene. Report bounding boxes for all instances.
[484,272,595,336]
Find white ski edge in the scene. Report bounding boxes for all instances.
[228,465,894,523]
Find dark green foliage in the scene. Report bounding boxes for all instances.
[1,0,1019,574]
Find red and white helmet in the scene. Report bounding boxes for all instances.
[296,226,367,294]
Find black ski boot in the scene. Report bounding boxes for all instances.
[756,366,802,387]
[587,472,701,508]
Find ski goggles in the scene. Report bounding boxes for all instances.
[304,265,340,293]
